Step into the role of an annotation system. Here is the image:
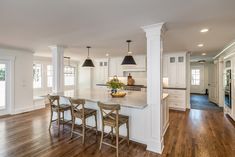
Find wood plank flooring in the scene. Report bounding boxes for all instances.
[0,107,234,157]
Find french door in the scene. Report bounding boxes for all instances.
[0,60,9,115]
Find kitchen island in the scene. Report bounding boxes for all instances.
[52,88,168,149]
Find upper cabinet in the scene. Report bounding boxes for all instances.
[109,57,123,77]
[163,52,187,88]
[122,55,146,72]
[93,58,109,86]
[109,55,146,77]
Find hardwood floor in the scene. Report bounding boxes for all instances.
[0,108,234,157]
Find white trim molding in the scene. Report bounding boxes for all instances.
[142,22,166,154]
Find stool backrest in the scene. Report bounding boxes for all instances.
[47,95,60,108]
[98,102,120,126]
[69,98,86,118]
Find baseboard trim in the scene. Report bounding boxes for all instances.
[13,104,45,115]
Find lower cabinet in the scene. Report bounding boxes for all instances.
[166,89,187,111]
[161,97,169,137]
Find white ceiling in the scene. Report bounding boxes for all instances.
[0,0,235,61]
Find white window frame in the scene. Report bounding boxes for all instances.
[33,64,43,89]
[47,65,53,88]
[64,66,76,86]
[191,69,200,85]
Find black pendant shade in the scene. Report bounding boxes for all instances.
[121,40,136,65]
[121,55,136,65]
[82,46,95,67]
[82,58,95,67]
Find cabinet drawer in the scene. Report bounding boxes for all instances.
[168,89,186,95]
[168,100,185,108]
[167,97,185,103]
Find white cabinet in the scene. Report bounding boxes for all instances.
[122,55,146,71]
[167,89,186,111]
[93,59,109,87]
[163,53,187,88]
[109,55,147,77]
[109,57,123,77]
[161,96,169,136]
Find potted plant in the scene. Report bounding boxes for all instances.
[106,76,124,93]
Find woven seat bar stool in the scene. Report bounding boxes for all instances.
[98,102,129,157]
[69,98,98,144]
[47,95,72,135]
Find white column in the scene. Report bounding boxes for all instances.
[142,23,165,153]
[49,45,64,93]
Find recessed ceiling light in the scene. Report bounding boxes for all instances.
[200,28,209,33]
[198,44,204,47]
[202,53,206,56]
[106,53,109,57]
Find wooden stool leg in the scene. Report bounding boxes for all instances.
[82,118,86,144]
[94,113,98,135]
[49,111,53,130]
[126,120,129,146]
[116,126,119,157]
[70,117,75,138]
[99,124,104,150]
[57,111,60,135]
[62,111,65,130]
[111,127,114,140]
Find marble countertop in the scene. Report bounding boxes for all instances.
[49,88,168,109]
[53,88,147,109]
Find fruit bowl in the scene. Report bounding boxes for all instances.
[111,92,126,98]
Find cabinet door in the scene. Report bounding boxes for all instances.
[116,57,124,77]
[108,57,123,77]
[176,56,186,88]
[109,58,117,77]
[167,56,177,87]
[163,55,168,77]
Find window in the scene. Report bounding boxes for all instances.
[33,64,42,88]
[47,65,53,87]
[64,66,75,86]
[191,69,200,85]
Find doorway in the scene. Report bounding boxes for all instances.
[190,62,221,110]
[0,60,10,115]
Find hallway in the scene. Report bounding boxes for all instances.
[190,94,222,111]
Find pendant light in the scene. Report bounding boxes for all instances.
[82,46,95,67]
[121,40,136,65]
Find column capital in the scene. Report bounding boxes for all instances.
[142,22,166,37]
[48,45,67,50]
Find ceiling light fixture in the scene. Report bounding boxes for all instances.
[106,53,109,57]
[202,53,206,56]
[121,40,136,65]
[82,46,95,67]
[200,28,209,33]
[198,60,206,63]
[198,44,204,47]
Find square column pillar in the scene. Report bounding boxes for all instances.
[49,45,64,93]
[142,23,165,154]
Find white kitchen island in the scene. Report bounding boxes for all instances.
[53,88,169,149]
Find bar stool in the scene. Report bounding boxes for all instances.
[98,102,129,157]
[69,98,98,144]
[47,95,72,134]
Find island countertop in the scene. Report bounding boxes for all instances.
[53,88,147,109]
[50,88,169,109]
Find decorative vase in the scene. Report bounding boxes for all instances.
[111,88,117,93]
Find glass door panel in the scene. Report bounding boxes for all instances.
[0,63,6,110]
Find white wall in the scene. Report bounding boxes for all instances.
[0,48,33,114]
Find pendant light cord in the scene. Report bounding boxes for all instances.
[87,46,91,58]
[126,40,132,55]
